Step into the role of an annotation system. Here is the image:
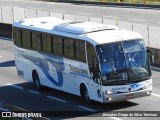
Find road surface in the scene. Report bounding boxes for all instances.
[0,38,160,120]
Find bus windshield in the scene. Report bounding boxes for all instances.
[96,39,151,86]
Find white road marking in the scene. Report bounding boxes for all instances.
[0,37,12,40]
[76,13,92,16]
[110,117,122,120]
[104,16,118,19]
[6,83,24,90]
[28,90,40,94]
[47,96,67,103]
[52,10,67,13]
[152,93,160,98]
[0,108,10,112]
[0,56,2,58]
[130,19,147,22]
[151,66,160,71]
[78,106,96,112]
[26,7,41,10]
[157,22,160,24]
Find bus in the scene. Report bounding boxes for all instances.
[13,17,153,104]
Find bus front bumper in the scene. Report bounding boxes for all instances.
[103,88,152,103]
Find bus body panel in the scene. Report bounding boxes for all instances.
[14,46,104,102]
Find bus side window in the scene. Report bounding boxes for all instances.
[64,38,75,59]
[22,29,31,48]
[42,34,52,53]
[13,27,16,44]
[75,40,86,62]
[87,42,100,84]
[53,36,63,56]
[14,27,22,46]
[32,32,42,50]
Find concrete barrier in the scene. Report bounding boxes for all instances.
[0,23,159,67]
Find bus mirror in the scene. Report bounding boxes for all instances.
[147,49,154,64]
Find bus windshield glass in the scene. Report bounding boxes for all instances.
[96,39,151,86]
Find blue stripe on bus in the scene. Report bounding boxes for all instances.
[20,53,64,87]
[40,60,64,87]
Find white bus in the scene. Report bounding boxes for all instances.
[13,17,153,104]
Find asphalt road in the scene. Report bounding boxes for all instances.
[0,0,160,27]
[0,38,160,120]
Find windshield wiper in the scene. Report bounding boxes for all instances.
[131,77,150,83]
[129,68,142,82]
[103,80,128,86]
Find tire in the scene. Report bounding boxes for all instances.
[33,71,42,90]
[81,86,92,104]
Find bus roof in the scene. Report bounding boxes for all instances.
[13,17,142,45]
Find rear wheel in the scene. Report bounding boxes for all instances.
[33,71,42,90]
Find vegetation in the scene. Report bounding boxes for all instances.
[75,0,160,4]
[37,0,160,5]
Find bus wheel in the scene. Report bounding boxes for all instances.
[33,71,42,90]
[81,85,92,104]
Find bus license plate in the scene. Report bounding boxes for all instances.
[126,94,134,99]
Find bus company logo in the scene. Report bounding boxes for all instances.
[128,87,131,92]
[70,65,88,76]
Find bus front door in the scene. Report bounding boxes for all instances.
[87,42,103,102]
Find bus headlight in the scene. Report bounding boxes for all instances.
[143,84,152,90]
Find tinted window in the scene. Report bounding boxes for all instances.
[64,38,75,58]
[87,42,97,67]
[13,27,22,46]
[42,34,52,53]
[75,40,86,62]
[53,36,63,56]
[32,31,42,50]
[87,42,100,83]
[22,29,31,48]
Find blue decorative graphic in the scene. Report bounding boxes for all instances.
[131,83,140,89]
[20,53,64,87]
[97,89,101,98]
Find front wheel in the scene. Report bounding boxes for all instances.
[81,86,92,104]
[33,72,42,90]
